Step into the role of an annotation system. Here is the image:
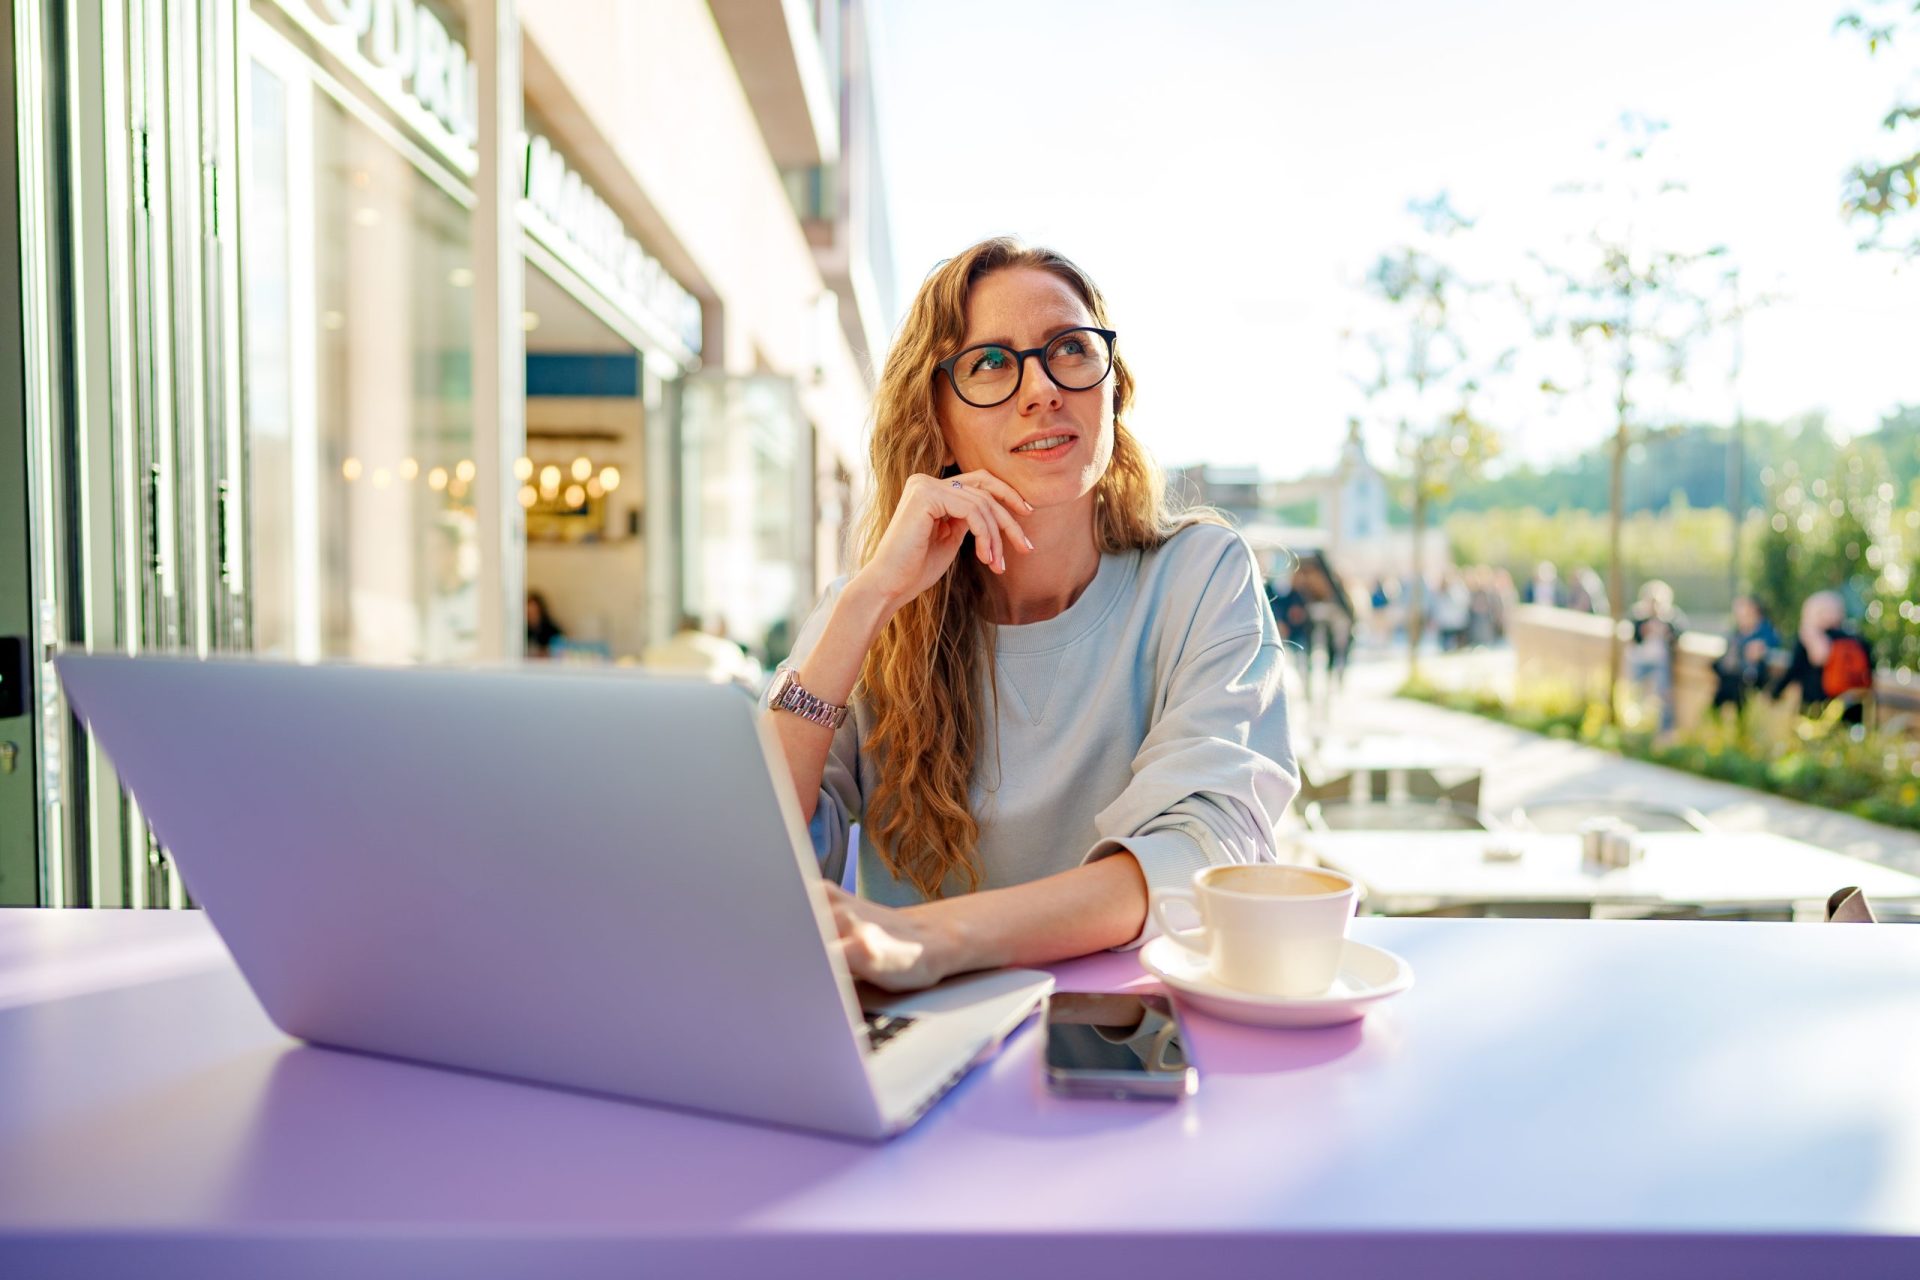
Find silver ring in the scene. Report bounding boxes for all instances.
[950,479,963,488]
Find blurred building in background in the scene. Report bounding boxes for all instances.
[0,0,892,907]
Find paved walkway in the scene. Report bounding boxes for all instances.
[1294,646,1920,877]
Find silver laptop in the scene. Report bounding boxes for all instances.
[54,653,1052,1140]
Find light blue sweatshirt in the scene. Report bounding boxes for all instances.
[774,522,1299,947]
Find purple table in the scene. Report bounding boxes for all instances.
[2,909,1918,1278]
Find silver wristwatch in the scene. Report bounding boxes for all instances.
[769,667,849,730]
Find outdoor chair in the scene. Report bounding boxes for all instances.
[1295,760,1357,807]
[1629,888,1920,924]
[1509,797,1716,834]
[1401,767,1482,808]
[1823,887,1920,924]
[1631,903,1796,923]
[1301,799,1493,833]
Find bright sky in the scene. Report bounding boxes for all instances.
[871,0,1920,478]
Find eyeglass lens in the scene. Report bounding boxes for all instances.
[953,329,1111,407]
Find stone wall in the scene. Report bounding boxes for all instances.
[1507,605,1919,733]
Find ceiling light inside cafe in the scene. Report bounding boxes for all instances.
[564,484,586,508]
[571,457,592,482]
[599,466,620,492]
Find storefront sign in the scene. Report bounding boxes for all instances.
[522,132,704,358]
[282,0,479,163]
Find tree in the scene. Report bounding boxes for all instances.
[1526,115,1727,721]
[1348,192,1503,676]
[1750,467,1802,638]
[1751,443,1909,670]
[1838,4,1920,259]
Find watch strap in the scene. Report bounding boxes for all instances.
[772,668,849,730]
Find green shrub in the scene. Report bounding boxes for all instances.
[1397,679,1920,833]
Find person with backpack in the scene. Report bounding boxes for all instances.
[1769,591,1875,726]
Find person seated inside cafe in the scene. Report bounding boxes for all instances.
[525,590,566,658]
[765,237,1298,992]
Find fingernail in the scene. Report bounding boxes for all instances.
[1024,535,1035,551]
[1024,500,1035,512]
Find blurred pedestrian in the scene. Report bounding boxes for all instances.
[1711,594,1780,711]
[1567,565,1608,615]
[1467,567,1497,648]
[1432,571,1472,651]
[1523,561,1565,607]
[1769,591,1875,726]
[1490,567,1517,640]
[1626,579,1688,733]
[1265,570,1309,650]
[1369,578,1394,645]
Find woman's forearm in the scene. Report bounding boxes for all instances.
[771,576,896,821]
[910,853,1150,975]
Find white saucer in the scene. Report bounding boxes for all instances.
[1140,936,1414,1029]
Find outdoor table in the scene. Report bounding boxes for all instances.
[1290,829,1920,918]
[1301,733,1485,804]
[3,908,1918,1277]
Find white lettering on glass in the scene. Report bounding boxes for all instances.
[298,0,476,147]
[521,132,704,355]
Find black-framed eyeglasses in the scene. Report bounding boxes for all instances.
[935,327,1117,409]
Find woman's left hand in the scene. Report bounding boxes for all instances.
[823,884,960,992]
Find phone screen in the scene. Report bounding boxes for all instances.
[1043,992,1195,1098]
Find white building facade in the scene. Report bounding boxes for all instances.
[1,0,892,906]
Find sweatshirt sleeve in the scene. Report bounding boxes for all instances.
[765,578,863,885]
[1080,530,1300,949]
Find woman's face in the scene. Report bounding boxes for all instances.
[934,267,1115,512]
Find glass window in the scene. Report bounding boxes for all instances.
[676,374,808,667]
[243,44,477,664]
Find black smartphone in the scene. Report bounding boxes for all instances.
[1041,991,1197,1100]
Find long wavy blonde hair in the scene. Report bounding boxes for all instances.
[857,237,1209,899]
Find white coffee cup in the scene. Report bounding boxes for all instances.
[1150,864,1358,997]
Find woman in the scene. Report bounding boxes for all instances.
[1770,591,1874,725]
[524,591,565,658]
[766,238,1297,992]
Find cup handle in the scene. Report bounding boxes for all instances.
[1150,888,1209,958]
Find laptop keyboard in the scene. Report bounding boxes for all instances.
[862,1011,917,1052]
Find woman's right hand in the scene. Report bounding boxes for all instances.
[851,470,1034,610]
